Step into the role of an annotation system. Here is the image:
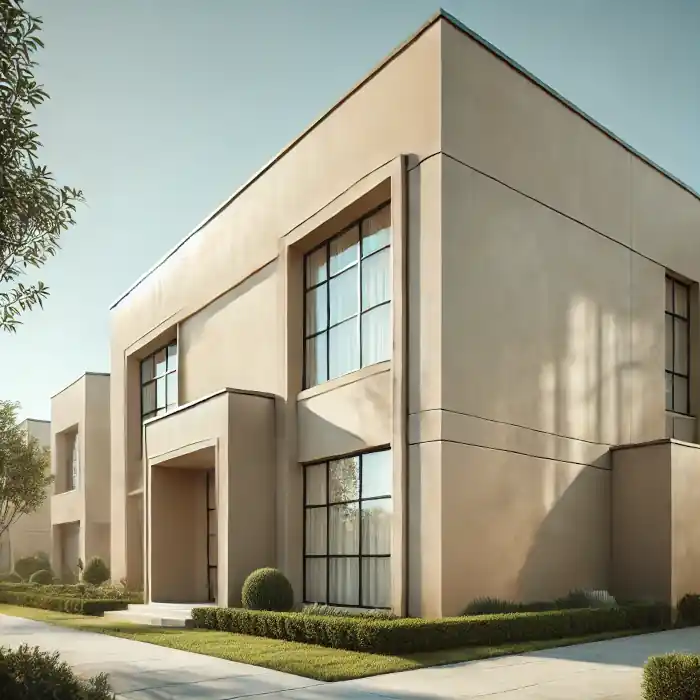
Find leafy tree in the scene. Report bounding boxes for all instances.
[0,0,83,332]
[0,399,52,540]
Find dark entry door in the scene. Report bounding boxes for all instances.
[206,470,217,603]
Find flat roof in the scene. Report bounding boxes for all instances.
[50,371,110,400]
[110,8,700,311]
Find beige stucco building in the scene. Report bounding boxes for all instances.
[0,419,52,573]
[50,373,111,582]
[108,11,700,618]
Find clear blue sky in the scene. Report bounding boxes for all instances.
[3,0,699,421]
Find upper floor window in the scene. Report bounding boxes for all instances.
[141,341,178,421]
[666,276,690,414]
[67,432,79,491]
[303,204,391,389]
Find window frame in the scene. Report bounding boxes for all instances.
[665,275,691,415]
[302,448,392,610]
[65,431,79,492]
[302,202,392,390]
[140,341,178,421]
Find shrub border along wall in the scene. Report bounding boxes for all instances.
[0,589,135,616]
[192,602,671,655]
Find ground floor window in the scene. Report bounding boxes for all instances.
[303,449,392,609]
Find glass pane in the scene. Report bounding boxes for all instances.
[329,456,359,502]
[305,332,328,387]
[330,226,359,275]
[362,205,391,257]
[329,503,359,554]
[329,319,360,380]
[208,535,217,565]
[208,509,217,536]
[305,285,328,336]
[207,472,216,503]
[666,277,674,313]
[167,343,178,371]
[154,349,167,377]
[208,568,217,602]
[362,451,392,499]
[666,372,673,410]
[305,508,327,555]
[305,464,327,505]
[675,319,689,375]
[141,382,156,415]
[140,356,154,383]
[156,377,167,409]
[362,498,392,555]
[361,248,391,311]
[361,558,391,608]
[166,372,178,408]
[665,314,674,371]
[674,375,689,414]
[675,282,689,319]
[329,267,358,325]
[305,559,327,603]
[329,557,359,606]
[306,246,327,288]
[361,304,391,366]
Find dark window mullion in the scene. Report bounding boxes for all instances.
[325,462,330,605]
[326,244,331,384]
[358,453,363,607]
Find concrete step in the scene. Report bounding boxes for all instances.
[103,602,216,628]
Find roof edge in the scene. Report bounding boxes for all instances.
[438,9,700,203]
[50,371,110,400]
[109,9,445,311]
[110,7,700,311]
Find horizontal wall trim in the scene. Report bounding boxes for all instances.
[411,436,611,471]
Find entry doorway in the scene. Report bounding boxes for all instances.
[206,470,217,603]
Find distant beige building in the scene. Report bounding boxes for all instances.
[108,11,700,617]
[50,373,111,582]
[0,419,52,573]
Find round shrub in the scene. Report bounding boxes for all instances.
[0,643,113,699]
[29,569,54,585]
[13,553,50,581]
[642,653,700,699]
[241,567,294,612]
[82,557,110,586]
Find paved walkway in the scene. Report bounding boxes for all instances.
[2,613,700,699]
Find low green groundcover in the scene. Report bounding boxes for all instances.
[643,653,700,700]
[192,602,670,655]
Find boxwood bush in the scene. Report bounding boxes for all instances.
[0,644,113,699]
[241,568,294,612]
[192,602,670,654]
[642,653,700,699]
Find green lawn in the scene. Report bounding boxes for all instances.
[0,604,649,681]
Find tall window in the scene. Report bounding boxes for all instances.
[304,204,391,389]
[666,276,691,414]
[303,449,392,609]
[67,432,79,491]
[141,341,178,420]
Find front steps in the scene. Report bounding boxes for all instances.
[103,602,216,628]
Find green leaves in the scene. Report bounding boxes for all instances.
[0,399,53,538]
[0,0,84,332]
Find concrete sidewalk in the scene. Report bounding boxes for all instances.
[0,614,322,699]
[2,613,700,699]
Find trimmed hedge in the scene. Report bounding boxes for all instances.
[0,588,135,615]
[642,653,700,699]
[192,602,670,654]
